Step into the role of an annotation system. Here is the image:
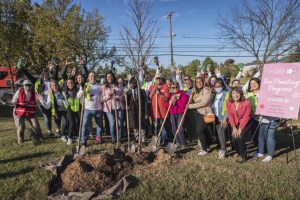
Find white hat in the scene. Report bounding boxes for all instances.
[23,79,33,85]
[155,73,162,79]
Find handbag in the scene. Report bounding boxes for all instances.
[203,107,215,124]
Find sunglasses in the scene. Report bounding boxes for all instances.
[172,87,178,89]
[184,79,189,81]
[24,84,32,86]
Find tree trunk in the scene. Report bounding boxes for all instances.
[8,62,15,93]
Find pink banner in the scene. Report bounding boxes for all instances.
[256,63,300,120]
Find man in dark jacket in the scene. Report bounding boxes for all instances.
[126,77,148,144]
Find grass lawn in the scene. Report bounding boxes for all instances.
[0,105,300,199]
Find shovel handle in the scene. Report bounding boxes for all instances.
[171,93,194,144]
[124,93,130,145]
[156,102,172,140]
[113,95,119,147]
[77,86,86,154]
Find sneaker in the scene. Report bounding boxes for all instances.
[180,145,189,150]
[197,150,208,156]
[67,138,72,145]
[262,156,272,163]
[55,132,61,137]
[232,153,240,158]
[48,131,54,137]
[236,158,246,164]
[96,135,102,144]
[61,136,67,142]
[252,152,263,158]
[218,150,226,159]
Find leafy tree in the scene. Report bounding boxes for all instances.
[288,44,300,62]
[0,0,31,91]
[203,57,216,74]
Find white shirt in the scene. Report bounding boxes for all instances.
[43,80,50,95]
[77,83,102,111]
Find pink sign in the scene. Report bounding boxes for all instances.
[256,63,300,120]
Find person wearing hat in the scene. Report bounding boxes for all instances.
[12,80,44,144]
[126,77,149,144]
[149,73,170,144]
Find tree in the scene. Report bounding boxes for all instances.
[203,57,216,74]
[28,0,112,72]
[288,44,300,62]
[120,0,159,70]
[183,59,200,78]
[217,0,300,71]
[0,0,31,91]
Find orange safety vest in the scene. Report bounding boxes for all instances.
[15,88,36,118]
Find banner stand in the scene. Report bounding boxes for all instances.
[288,119,300,182]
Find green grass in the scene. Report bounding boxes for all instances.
[0,105,300,199]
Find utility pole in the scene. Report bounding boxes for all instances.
[167,11,174,67]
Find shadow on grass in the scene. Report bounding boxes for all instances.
[0,167,35,180]
[0,151,53,164]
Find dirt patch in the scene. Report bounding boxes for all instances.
[55,148,174,193]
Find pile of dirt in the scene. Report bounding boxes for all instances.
[57,148,173,193]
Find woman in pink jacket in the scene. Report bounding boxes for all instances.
[226,86,253,163]
[101,71,124,143]
[168,82,188,149]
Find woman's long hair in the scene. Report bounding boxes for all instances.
[64,78,78,99]
[104,71,119,88]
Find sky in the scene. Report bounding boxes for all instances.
[33,0,256,70]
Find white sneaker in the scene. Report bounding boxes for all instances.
[252,152,263,158]
[218,150,226,159]
[262,156,272,163]
[197,150,208,156]
[67,138,72,145]
[61,136,67,142]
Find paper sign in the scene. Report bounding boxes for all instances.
[256,63,300,120]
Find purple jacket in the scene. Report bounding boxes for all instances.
[168,90,188,115]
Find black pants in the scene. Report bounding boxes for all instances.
[250,119,260,147]
[183,109,194,141]
[193,111,208,150]
[232,119,255,158]
[67,109,80,138]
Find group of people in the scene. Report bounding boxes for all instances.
[12,58,280,163]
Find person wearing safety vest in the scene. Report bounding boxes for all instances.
[77,71,103,146]
[12,80,44,144]
[63,78,80,145]
[40,80,68,142]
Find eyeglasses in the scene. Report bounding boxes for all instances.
[184,79,189,81]
[24,84,32,86]
[172,87,178,89]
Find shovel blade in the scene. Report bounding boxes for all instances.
[125,144,136,153]
[151,135,158,146]
[165,142,179,154]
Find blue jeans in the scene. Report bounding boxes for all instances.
[81,109,103,144]
[39,105,52,131]
[105,109,124,142]
[258,120,278,157]
[54,111,67,136]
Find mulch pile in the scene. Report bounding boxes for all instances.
[53,148,173,194]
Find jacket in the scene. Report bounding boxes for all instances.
[102,84,124,113]
[212,90,228,121]
[149,84,170,118]
[226,99,253,129]
[188,87,213,115]
[168,90,188,115]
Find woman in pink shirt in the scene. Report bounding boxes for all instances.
[226,87,253,163]
[168,82,188,149]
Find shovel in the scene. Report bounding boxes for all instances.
[112,94,124,158]
[150,103,172,152]
[124,92,136,153]
[75,86,86,155]
[165,94,194,154]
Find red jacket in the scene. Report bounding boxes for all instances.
[226,99,252,129]
[15,88,36,118]
[149,84,170,118]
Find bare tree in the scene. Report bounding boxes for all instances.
[120,0,159,70]
[120,0,159,151]
[217,0,300,71]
